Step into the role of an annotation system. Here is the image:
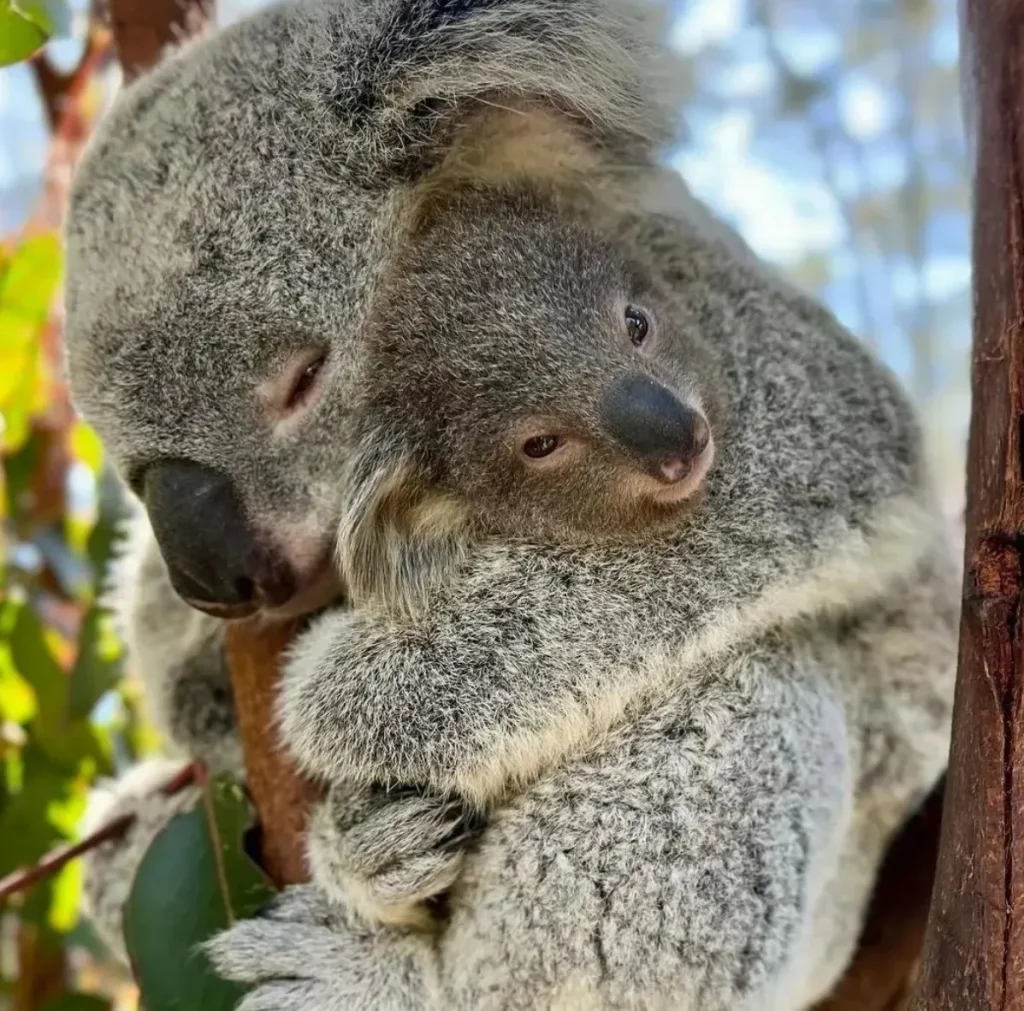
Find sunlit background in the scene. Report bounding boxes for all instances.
[0,0,969,1007]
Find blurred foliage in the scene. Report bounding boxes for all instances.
[0,7,156,1010]
[668,0,970,508]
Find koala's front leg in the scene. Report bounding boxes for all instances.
[276,549,653,798]
[110,513,241,774]
[307,782,487,929]
[210,648,852,1011]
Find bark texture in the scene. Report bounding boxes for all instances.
[907,2,1024,1007]
[224,620,319,887]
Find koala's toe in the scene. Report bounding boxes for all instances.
[236,982,319,1011]
[308,787,486,923]
[344,794,468,872]
[370,849,465,906]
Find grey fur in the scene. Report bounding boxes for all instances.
[63,1,959,1008]
[309,783,485,928]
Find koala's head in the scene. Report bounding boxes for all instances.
[338,184,726,608]
[62,7,387,622]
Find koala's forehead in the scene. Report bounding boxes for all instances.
[379,204,630,367]
[360,205,633,443]
[62,3,383,458]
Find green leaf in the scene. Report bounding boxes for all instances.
[0,232,62,321]
[2,430,39,519]
[9,600,66,724]
[69,421,104,476]
[69,605,124,720]
[0,234,61,449]
[40,994,113,1011]
[22,855,83,933]
[36,0,70,37]
[9,603,112,775]
[0,2,52,66]
[0,645,36,723]
[124,776,277,1011]
[0,745,78,876]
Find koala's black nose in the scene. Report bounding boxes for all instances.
[599,374,710,480]
[143,460,295,617]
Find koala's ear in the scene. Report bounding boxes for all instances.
[328,0,685,182]
[337,455,471,618]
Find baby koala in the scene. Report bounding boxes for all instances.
[312,184,729,926]
[338,182,727,616]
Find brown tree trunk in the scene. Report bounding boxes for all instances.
[906,1,1024,1008]
[223,620,318,887]
[106,0,212,82]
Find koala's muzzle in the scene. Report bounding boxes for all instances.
[143,460,295,618]
[599,374,710,481]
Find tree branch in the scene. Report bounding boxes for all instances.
[906,1,1024,1007]
[0,763,200,904]
[223,620,321,888]
[106,0,214,82]
[28,19,112,133]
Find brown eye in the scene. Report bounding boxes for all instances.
[625,306,650,346]
[522,435,562,459]
[286,354,326,410]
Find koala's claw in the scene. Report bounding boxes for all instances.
[205,885,431,1011]
[307,783,486,927]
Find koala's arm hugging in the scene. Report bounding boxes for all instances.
[65,0,959,1008]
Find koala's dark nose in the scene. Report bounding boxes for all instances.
[599,374,710,480]
[143,460,295,617]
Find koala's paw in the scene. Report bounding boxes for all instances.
[205,885,434,1011]
[307,783,486,929]
[79,758,200,963]
[161,630,242,775]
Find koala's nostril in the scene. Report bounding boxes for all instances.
[659,458,691,484]
[599,374,710,474]
[234,576,256,603]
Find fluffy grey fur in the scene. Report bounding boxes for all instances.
[65,1,959,1009]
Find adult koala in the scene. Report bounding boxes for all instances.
[63,1,959,1009]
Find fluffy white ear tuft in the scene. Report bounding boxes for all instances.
[337,454,471,618]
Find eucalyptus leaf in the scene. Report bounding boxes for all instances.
[124,776,278,1011]
[40,994,113,1011]
[0,1,52,66]
[69,605,124,720]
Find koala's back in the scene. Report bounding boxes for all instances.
[444,546,956,1011]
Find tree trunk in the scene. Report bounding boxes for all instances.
[107,0,212,81]
[223,621,318,887]
[906,1,1024,1008]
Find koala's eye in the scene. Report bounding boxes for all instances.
[625,306,650,347]
[285,354,326,411]
[522,434,562,459]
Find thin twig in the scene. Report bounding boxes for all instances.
[0,762,201,904]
